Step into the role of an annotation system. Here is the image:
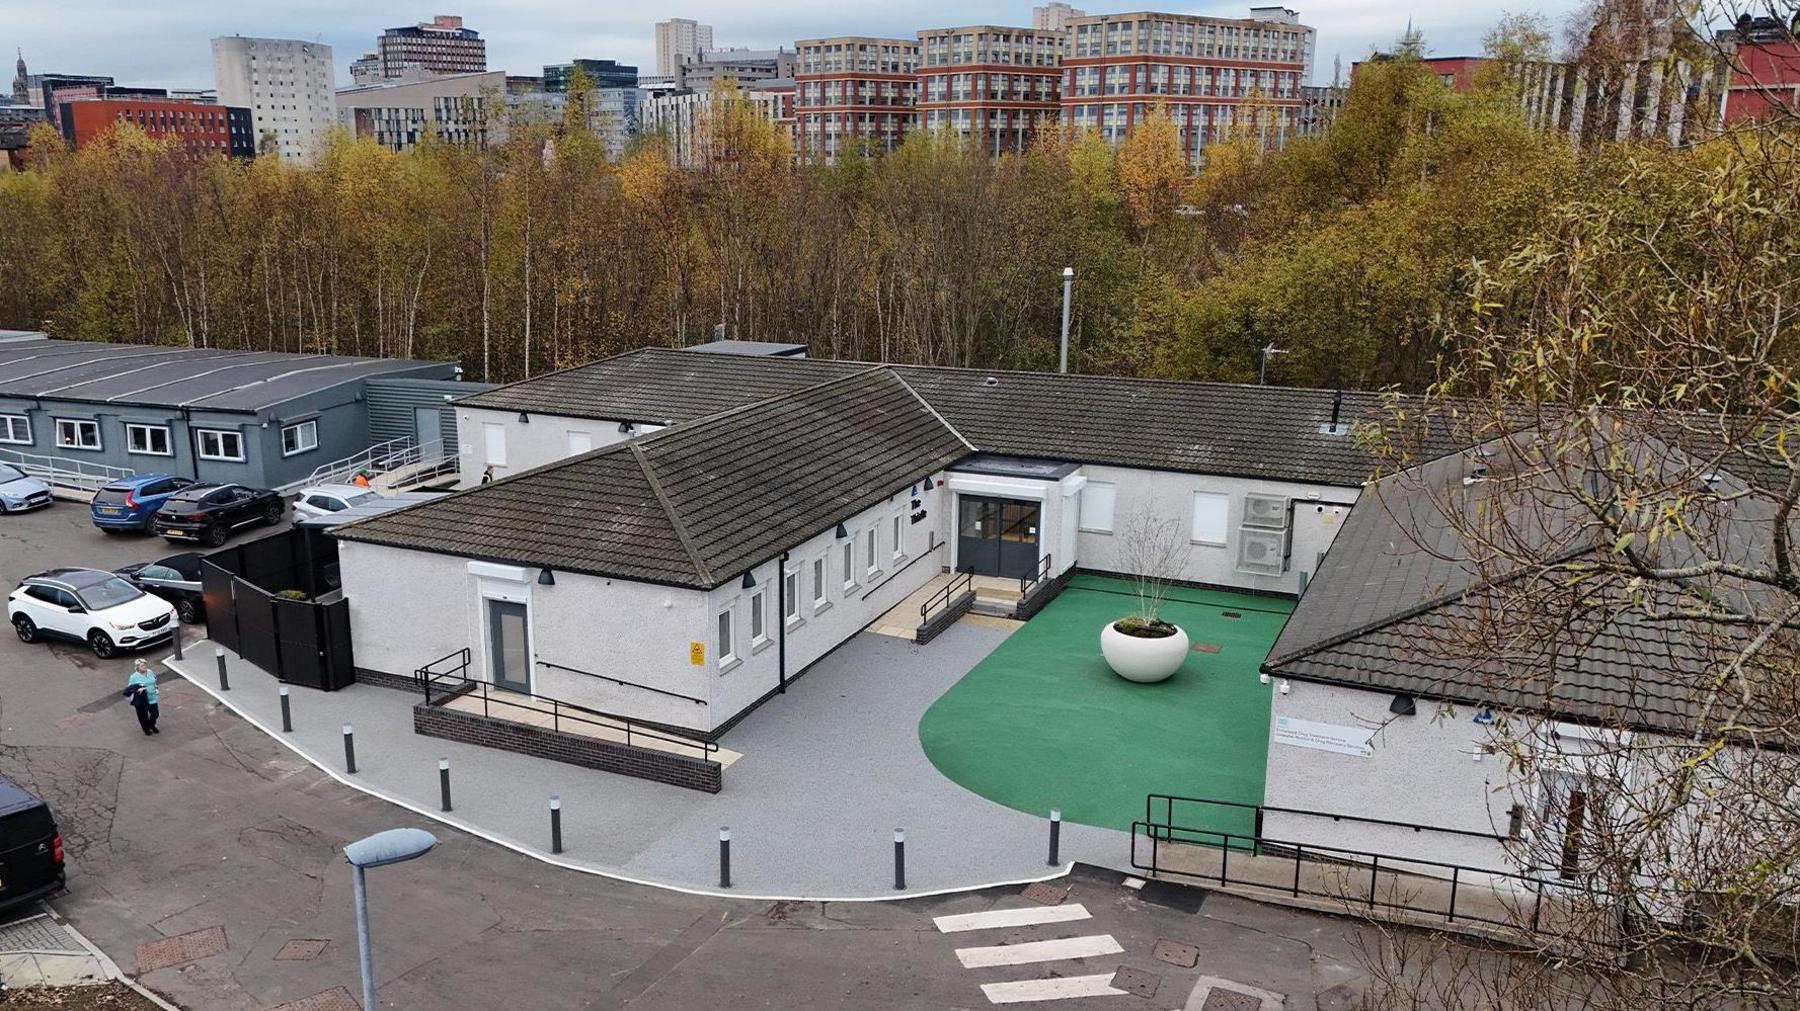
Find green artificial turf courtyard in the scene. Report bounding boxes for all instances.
[918,573,1292,837]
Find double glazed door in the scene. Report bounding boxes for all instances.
[957,496,1041,579]
[486,599,531,694]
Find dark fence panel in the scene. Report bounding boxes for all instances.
[234,577,282,677]
[202,562,238,654]
[201,529,354,691]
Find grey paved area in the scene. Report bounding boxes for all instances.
[0,504,1388,1008]
[166,624,1129,899]
[0,913,82,952]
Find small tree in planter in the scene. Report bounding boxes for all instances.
[1102,505,1193,682]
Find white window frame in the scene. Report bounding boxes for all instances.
[1191,490,1230,546]
[483,421,507,467]
[1080,481,1117,533]
[196,428,246,462]
[55,418,101,451]
[811,554,829,612]
[865,527,879,577]
[716,605,739,671]
[891,513,905,561]
[749,586,769,649]
[841,539,858,592]
[125,423,173,457]
[280,419,319,457]
[783,565,802,627]
[0,415,30,445]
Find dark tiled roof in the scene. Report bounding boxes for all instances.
[335,369,971,587]
[454,348,867,423]
[458,348,1477,487]
[1262,431,1784,736]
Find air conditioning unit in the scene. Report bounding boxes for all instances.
[1243,493,1290,529]
[1237,528,1288,576]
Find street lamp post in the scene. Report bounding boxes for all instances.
[1058,267,1075,374]
[343,828,438,1011]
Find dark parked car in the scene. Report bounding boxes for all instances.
[0,775,66,913]
[115,552,206,624]
[153,483,284,547]
[91,474,196,534]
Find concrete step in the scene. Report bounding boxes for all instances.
[971,599,1017,618]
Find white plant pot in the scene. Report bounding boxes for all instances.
[1101,620,1190,683]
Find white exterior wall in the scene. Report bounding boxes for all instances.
[211,36,335,163]
[454,405,663,487]
[1262,678,1519,872]
[704,473,952,724]
[1075,464,1358,596]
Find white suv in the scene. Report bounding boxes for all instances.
[293,484,379,521]
[10,568,179,659]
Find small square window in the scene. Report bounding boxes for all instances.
[281,419,318,456]
[197,428,245,462]
[0,415,30,445]
[54,419,100,451]
[126,423,172,456]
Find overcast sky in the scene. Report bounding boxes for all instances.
[8,1,1586,90]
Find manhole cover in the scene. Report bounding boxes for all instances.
[1203,989,1265,1011]
[1112,966,1161,998]
[1191,642,1222,654]
[1152,938,1200,967]
[135,925,228,973]
[267,987,362,1011]
[274,938,329,961]
[1020,882,1069,905]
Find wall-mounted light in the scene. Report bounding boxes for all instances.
[1388,693,1416,716]
[1278,679,1290,695]
[835,523,848,539]
[1258,671,1270,684]
[518,412,530,424]
[741,570,756,589]
[537,567,555,586]
[618,421,635,434]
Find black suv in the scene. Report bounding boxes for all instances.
[153,483,285,547]
[0,775,65,914]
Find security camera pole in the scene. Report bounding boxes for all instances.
[343,828,438,1011]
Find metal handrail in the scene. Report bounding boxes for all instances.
[1019,552,1054,596]
[0,448,132,493]
[1130,819,1617,941]
[289,434,452,492]
[919,567,974,624]
[416,666,718,762]
[1146,793,1508,844]
[538,660,708,706]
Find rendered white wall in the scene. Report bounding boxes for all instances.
[454,405,663,487]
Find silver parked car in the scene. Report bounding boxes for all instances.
[0,465,53,514]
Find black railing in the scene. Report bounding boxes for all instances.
[1019,553,1054,597]
[1134,794,1616,942]
[537,660,708,706]
[416,663,718,763]
[415,647,472,689]
[920,567,975,625]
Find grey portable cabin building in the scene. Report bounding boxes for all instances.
[0,338,462,489]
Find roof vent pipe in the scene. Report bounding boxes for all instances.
[1318,389,1348,436]
[982,376,999,388]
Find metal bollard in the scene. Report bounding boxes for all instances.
[439,759,452,812]
[172,620,183,661]
[893,828,906,890]
[342,724,356,774]
[214,647,230,691]
[279,686,292,733]
[549,796,563,854]
[719,827,732,889]
[1048,808,1062,866]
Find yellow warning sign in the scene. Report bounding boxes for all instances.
[689,641,705,665]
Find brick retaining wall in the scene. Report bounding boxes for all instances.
[413,699,723,793]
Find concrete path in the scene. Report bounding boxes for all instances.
[164,622,1132,900]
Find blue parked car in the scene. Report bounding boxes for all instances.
[90,474,196,534]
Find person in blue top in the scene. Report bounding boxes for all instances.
[124,658,161,736]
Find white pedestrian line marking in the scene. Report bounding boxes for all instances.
[955,934,1124,968]
[979,974,1129,1003]
[933,904,1093,934]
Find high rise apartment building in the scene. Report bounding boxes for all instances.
[656,19,715,77]
[1032,4,1087,32]
[375,15,486,78]
[211,36,335,163]
[916,26,1063,154]
[1061,10,1311,161]
[793,37,918,162]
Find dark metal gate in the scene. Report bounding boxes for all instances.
[202,527,355,690]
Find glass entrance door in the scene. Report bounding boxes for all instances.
[486,599,531,693]
[957,495,1040,579]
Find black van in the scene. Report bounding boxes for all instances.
[0,776,65,913]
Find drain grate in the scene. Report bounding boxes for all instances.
[1111,966,1162,999]
[274,938,329,961]
[1202,989,1265,1011]
[136,925,228,973]
[267,987,362,1011]
[1152,938,1200,967]
[1220,611,1243,619]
